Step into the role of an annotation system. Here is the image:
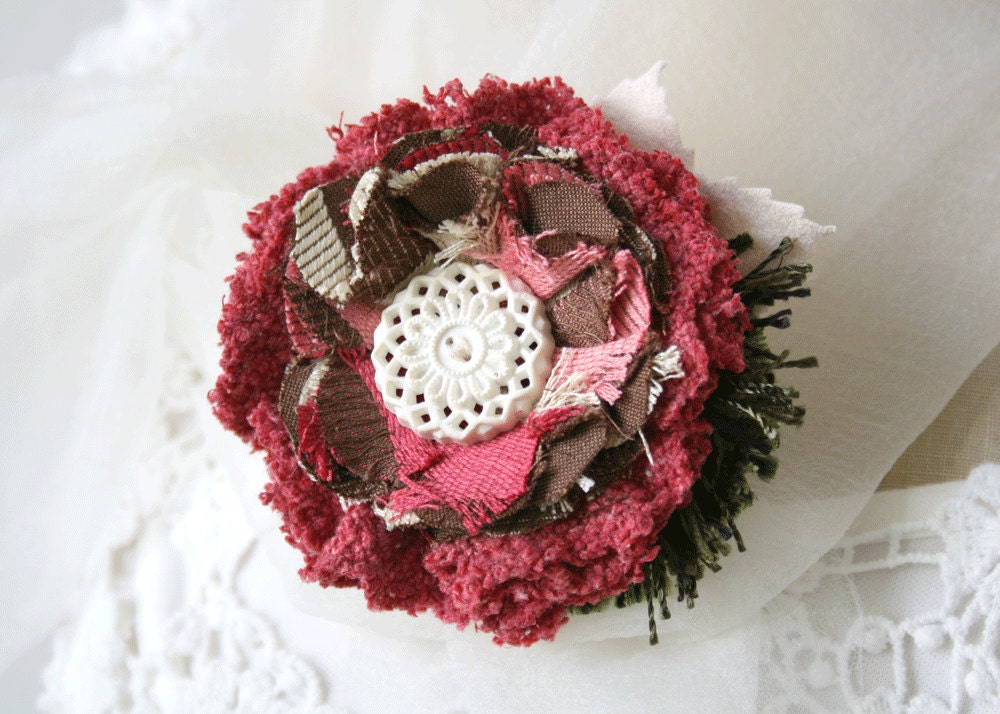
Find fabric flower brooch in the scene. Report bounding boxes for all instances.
[212,75,817,646]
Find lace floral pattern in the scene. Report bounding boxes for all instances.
[760,464,1000,713]
[38,352,334,714]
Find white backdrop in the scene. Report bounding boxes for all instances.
[2,2,998,711]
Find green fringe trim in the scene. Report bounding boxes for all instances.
[570,235,815,645]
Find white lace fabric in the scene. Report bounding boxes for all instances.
[38,354,335,714]
[760,468,1000,713]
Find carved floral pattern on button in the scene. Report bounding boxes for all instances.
[372,262,553,445]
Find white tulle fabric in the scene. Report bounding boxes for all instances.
[2,0,999,710]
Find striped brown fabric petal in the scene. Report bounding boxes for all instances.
[283,279,362,349]
[349,174,435,302]
[316,354,399,485]
[524,181,622,245]
[394,135,501,172]
[547,261,615,347]
[290,177,359,304]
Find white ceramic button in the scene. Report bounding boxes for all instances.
[372,262,554,444]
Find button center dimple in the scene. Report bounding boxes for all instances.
[445,335,473,362]
[437,325,483,374]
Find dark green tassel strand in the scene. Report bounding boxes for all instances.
[569,235,815,644]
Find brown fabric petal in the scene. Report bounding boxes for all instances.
[316,354,399,485]
[533,232,584,258]
[524,180,621,245]
[499,162,580,221]
[415,507,469,541]
[605,340,659,438]
[482,412,608,536]
[547,261,615,347]
[606,192,672,310]
[279,359,318,445]
[350,176,435,302]
[532,416,608,505]
[622,225,672,313]
[480,122,538,155]
[283,279,362,349]
[483,503,566,536]
[401,160,489,224]
[328,468,387,501]
[380,128,459,169]
[587,440,643,492]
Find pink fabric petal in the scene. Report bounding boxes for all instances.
[388,406,581,534]
[337,300,381,348]
[546,249,650,403]
[472,212,606,300]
